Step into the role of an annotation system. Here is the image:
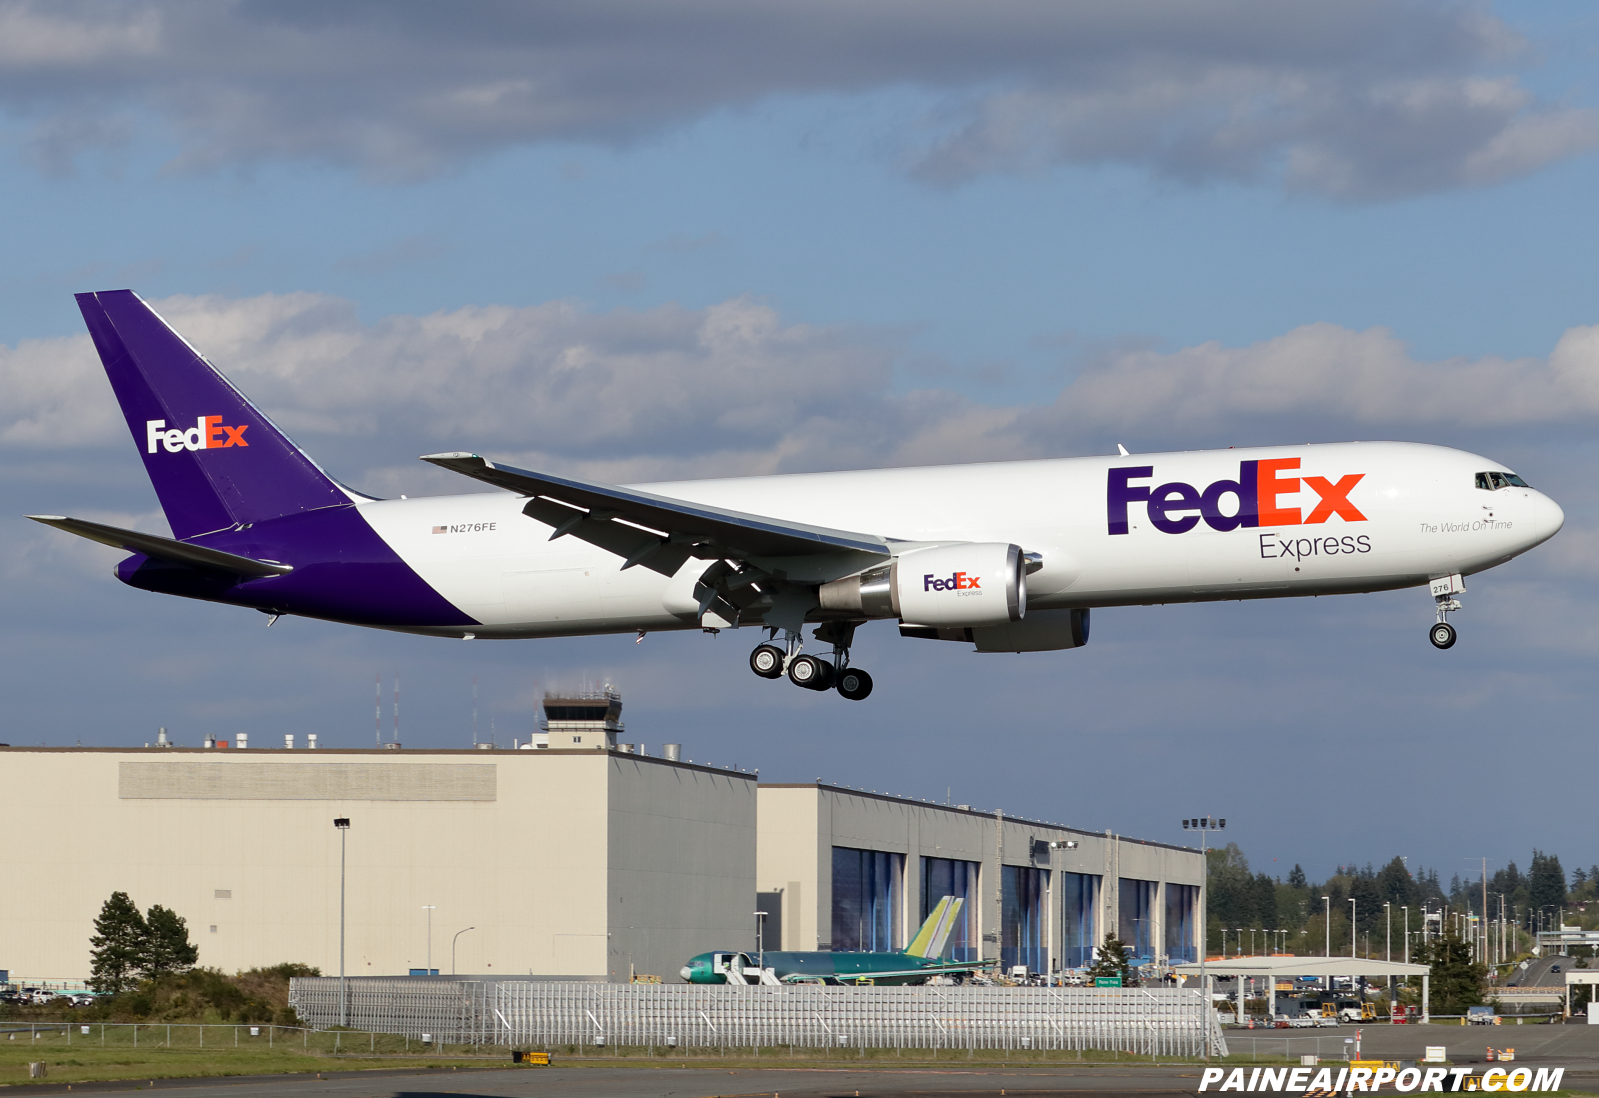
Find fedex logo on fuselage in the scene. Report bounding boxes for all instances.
[1107,459,1365,535]
[924,571,981,593]
[145,417,249,454]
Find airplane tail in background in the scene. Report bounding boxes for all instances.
[76,290,354,540]
[904,895,965,959]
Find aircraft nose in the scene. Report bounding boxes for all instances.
[1535,491,1566,545]
[679,965,692,981]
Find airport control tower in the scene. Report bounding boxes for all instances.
[532,688,623,750]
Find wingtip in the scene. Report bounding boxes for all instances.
[26,515,67,523]
[420,452,481,462]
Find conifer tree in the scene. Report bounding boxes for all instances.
[1415,929,1487,1015]
[89,892,147,993]
[1086,930,1133,984]
[141,904,199,978]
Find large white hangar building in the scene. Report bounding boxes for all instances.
[0,734,1204,984]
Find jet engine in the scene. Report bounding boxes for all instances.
[821,543,1026,628]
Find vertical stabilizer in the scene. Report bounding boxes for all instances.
[904,895,964,958]
[76,290,352,539]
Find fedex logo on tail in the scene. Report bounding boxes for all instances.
[146,417,249,454]
[1108,459,1365,535]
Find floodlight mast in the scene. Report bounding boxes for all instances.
[1180,815,1225,1056]
[333,817,351,1027]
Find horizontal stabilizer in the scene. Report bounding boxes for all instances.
[27,516,293,577]
[420,452,892,571]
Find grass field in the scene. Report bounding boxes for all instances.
[0,1024,506,1087]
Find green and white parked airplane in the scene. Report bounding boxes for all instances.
[680,896,985,985]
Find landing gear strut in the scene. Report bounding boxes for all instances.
[746,622,873,700]
[1429,573,1464,650]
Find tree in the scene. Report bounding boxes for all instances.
[141,905,198,978]
[90,892,148,994]
[1528,850,1567,918]
[1376,857,1420,909]
[1086,930,1133,985]
[1288,865,1307,889]
[1416,929,1487,1015]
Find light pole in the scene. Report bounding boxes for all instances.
[1402,906,1409,965]
[1322,897,1331,956]
[755,911,768,973]
[334,818,351,1027]
[451,926,475,975]
[1180,815,1225,1008]
[1348,898,1357,958]
[422,906,437,974]
[1385,903,1391,963]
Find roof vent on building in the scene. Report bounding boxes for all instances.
[662,743,681,761]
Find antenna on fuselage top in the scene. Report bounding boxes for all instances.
[1116,444,1131,456]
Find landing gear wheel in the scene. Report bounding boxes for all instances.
[787,653,834,690]
[749,644,785,678]
[836,667,873,701]
[1429,622,1457,650]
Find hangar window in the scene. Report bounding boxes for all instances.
[1119,878,1158,965]
[1165,883,1199,963]
[1002,865,1048,974]
[1476,471,1530,490]
[831,847,903,952]
[1059,871,1100,968]
[922,857,978,962]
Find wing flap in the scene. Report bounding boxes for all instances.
[27,516,293,577]
[421,453,892,569]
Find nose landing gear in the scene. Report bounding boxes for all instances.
[1429,573,1464,650]
[746,622,873,700]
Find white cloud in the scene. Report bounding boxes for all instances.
[8,294,1599,491]
[1026,321,1599,441]
[0,1,1591,197]
[0,291,1021,487]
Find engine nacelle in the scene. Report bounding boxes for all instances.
[895,543,1025,628]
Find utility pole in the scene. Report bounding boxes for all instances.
[1180,816,1225,1059]
[1482,858,1489,968]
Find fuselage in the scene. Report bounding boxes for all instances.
[117,441,1564,637]
[682,949,966,985]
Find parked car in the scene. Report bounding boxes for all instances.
[1467,1006,1498,1025]
[68,994,96,1007]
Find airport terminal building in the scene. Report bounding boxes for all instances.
[0,732,1203,983]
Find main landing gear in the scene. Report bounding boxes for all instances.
[1429,573,1464,650]
[748,622,873,700]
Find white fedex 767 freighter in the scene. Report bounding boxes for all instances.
[31,291,1565,701]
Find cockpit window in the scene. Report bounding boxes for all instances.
[1505,473,1529,487]
[1475,471,1531,490]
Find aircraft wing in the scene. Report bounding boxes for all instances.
[421,452,892,578]
[27,516,294,577]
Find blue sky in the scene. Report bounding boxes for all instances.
[2,1,1597,885]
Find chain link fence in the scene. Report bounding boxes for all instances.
[289,978,1227,1057]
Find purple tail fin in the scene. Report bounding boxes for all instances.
[77,290,354,539]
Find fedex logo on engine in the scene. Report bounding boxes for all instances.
[924,571,981,593]
[1107,459,1365,535]
[145,417,249,454]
